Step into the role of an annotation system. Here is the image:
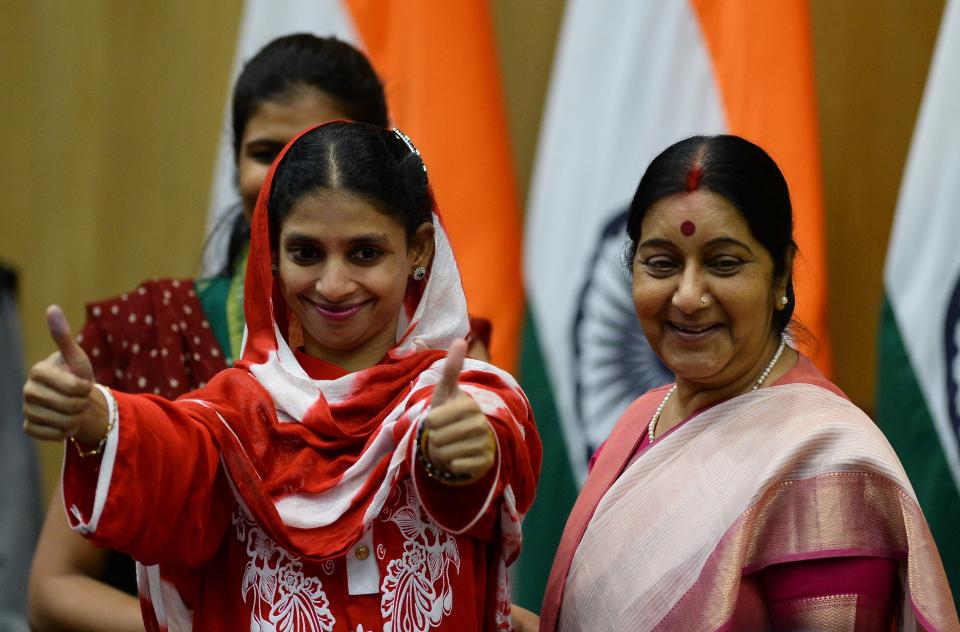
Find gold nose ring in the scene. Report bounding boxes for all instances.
[700,294,712,305]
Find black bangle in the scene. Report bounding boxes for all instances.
[416,421,471,484]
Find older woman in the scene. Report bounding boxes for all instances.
[536,135,959,631]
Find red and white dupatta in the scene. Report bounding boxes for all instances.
[545,380,958,631]
[131,124,538,624]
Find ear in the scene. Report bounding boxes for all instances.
[773,244,797,309]
[407,221,435,269]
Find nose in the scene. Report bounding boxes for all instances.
[672,266,709,314]
[315,261,357,302]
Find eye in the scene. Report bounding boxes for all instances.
[709,256,744,275]
[351,246,383,264]
[288,244,320,264]
[639,255,679,277]
[244,141,283,166]
[249,149,280,166]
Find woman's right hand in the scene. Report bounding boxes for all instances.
[23,305,107,445]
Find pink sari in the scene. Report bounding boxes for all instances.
[541,356,959,631]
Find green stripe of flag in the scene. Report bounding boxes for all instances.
[876,298,960,604]
[514,311,578,611]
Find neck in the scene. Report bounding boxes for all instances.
[663,337,796,435]
[302,317,399,373]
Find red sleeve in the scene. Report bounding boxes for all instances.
[62,390,233,569]
[411,368,541,543]
[752,556,898,631]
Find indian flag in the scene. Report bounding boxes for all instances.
[517,0,831,608]
[204,0,523,372]
[877,0,960,603]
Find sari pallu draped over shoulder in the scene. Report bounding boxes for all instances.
[546,381,958,632]
[65,124,540,629]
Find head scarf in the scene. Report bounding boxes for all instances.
[179,122,534,560]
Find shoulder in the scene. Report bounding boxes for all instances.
[751,381,912,484]
[85,278,197,317]
[601,384,675,444]
[83,278,199,330]
[620,383,675,420]
[773,352,847,399]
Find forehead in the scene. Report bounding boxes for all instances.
[641,190,753,243]
[243,87,349,143]
[281,189,404,237]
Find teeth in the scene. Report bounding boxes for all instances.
[674,324,711,333]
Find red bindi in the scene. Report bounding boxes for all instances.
[680,220,696,236]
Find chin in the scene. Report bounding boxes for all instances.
[663,354,723,382]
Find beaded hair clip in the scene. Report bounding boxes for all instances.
[393,128,428,174]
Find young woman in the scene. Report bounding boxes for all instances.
[23,121,540,631]
[26,34,393,631]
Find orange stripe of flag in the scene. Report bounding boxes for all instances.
[346,0,524,373]
[691,0,832,375]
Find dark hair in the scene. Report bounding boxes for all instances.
[215,34,389,276]
[231,34,388,158]
[626,134,796,334]
[268,122,433,250]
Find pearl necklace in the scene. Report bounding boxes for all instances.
[647,336,787,443]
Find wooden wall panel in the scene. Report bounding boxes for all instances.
[0,1,242,493]
[811,0,944,411]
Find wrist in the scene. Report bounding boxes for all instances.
[416,422,473,485]
[71,385,116,457]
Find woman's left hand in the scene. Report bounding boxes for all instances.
[511,603,540,632]
[423,339,496,481]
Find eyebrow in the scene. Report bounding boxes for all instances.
[704,236,754,253]
[283,231,390,245]
[244,138,285,149]
[638,236,754,254]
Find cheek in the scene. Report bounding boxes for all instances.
[278,256,323,289]
[726,283,775,331]
[278,265,305,297]
[380,265,410,300]
[238,161,269,217]
[632,277,665,318]
[370,265,412,311]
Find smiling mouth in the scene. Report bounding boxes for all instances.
[668,322,722,336]
[309,299,370,322]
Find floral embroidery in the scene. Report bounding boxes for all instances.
[380,481,460,632]
[234,510,336,632]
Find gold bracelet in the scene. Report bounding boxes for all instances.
[69,384,117,458]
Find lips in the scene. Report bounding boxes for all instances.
[308,299,370,322]
[668,322,722,338]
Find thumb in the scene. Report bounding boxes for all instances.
[46,305,93,381]
[431,338,467,407]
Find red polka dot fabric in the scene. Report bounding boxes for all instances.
[78,279,227,399]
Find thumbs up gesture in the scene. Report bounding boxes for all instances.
[421,339,497,483]
[22,306,108,446]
